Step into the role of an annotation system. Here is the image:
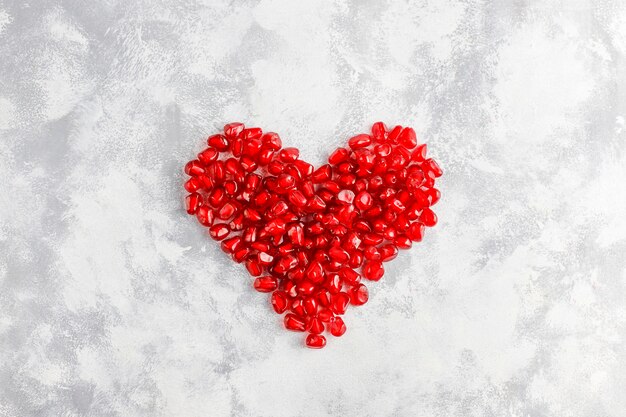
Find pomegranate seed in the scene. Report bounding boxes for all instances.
[305,333,326,348]
[306,317,325,334]
[398,127,417,149]
[348,134,372,149]
[224,122,244,138]
[328,148,349,164]
[362,260,384,281]
[330,316,346,337]
[331,292,350,315]
[271,291,289,313]
[279,147,299,163]
[253,276,278,293]
[349,284,369,305]
[185,193,202,214]
[284,314,306,331]
[420,208,438,227]
[209,224,230,241]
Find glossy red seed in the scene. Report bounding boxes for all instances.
[185,160,206,177]
[398,127,417,149]
[380,243,398,261]
[362,260,384,281]
[311,164,332,183]
[207,134,229,151]
[336,189,355,204]
[305,333,326,348]
[271,291,289,314]
[330,316,347,337]
[339,268,361,286]
[218,201,238,220]
[388,125,402,143]
[306,317,325,334]
[209,223,230,241]
[284,314,306,332]
[184,177,202,193]
[279,147,299,163]
[395,235,412,249]
[331,292,350,315]
[221,236,242,253]
[350,284,369,305]
[290,298,307,317]
[254,276,278,293]
[185,193,202,214]
[245,258,263,276]
[420,208,438,227]
[328,147,349,164]
[348,134,372,149]
[198,148,219,165]
[329,246,350,263]
[195,205,214,226]
[224,122,244,138]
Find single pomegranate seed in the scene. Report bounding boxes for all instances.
[271,291,289,313]
[354,191,373,211]
[336,189,355,204]
[184,160,205,177]
[380,244,398,261]
[350,284,369,305]
[195,206,214,226]
[329,316,346,337]
[398,127,417,148]
[339,268,361,286]
[184,177,202,193]
[297,280,316,296]
[224,122,244,138]
[420,208,437,227]
[209,224,230,241]
[306,317,325,334]
[303,296,318,315]
[185,193,202,214]
[329,246,350,263]
[348,134,372,149]
[217,201,238,220]
[221,236,242,253]
[284,314,306,332]
[388,125,402,143]
[261,132,282,150]
[254,276,278,293]
[290,298,307,317]
[245,258,263,276]
[331,292,350,315]
[311,164,332,183]
[371,121,387,141]
[328,147,349,165]
[279,147,299,163]
[411,144,427,162]
[305,333,326,349]
[362,260,384,281]
[198,148,219,165]
[207,134,229,151]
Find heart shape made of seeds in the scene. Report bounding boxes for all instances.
[184,122,442,348]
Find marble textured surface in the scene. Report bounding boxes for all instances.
[2,0,626,416]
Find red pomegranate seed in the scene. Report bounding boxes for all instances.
[261,132,282,150]
[350,284,369,305]
[339,268,360,286]
[284,314,306,332]
[184,160,205,177]
[328,147,349,164]
[348,134,372,149]
[245,258,263,276]
[380,243,398,261]
[224,122,244,138]
[207,134,229,151]
[305,333,326,348]
[185,193,202,214]
[279,147,299,163]
[253,276,278,293]
[329,316,346,337]
[195,206,214,226]
[271,291,289,313]
[420,208,438,227]
[362,260,384,281]
[290,298,307,317]
[209,224,230,241]
[331,292,350,315]
[306,317,325,334]
[336,189,355,204]
[398,127,417,149]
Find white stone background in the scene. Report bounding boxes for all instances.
[1,0,626,416]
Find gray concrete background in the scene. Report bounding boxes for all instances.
[1,0,626,416]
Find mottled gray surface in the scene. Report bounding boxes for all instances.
[1,0,626,416]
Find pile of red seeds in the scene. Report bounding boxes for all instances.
[184,122,442,349]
